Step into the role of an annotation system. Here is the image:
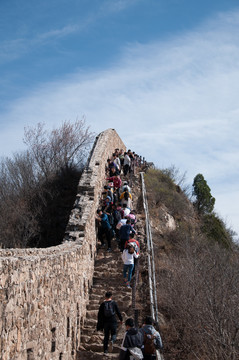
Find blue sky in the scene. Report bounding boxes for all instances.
[0,0,239,239]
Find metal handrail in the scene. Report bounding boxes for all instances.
[141,171,164,360]
[140,172,159,324]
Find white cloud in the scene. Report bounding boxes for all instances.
[37,25,79,40]
[1,8,239,234]
[100,0,142,14]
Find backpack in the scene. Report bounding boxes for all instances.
[143,331,156,355]
[124,191,129,200]
[108,214,114,225]
[104,301,115,318]
[127,240,138,253]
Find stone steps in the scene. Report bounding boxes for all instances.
[89,293,102,301]
[81,333,103,344]
[84,317,98,328]
[80,327,95,336]
[77,171,148,359]
[87,304,100,311]
[85,309,99,318]
[77,349,119,359]
[86,299,101,308]
[80,241,131,356]
[84,343,121,353]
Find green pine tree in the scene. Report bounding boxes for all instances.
[192,173,215,214]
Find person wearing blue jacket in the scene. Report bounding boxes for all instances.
[119,219,136,252]
[140,316,163,359]
[96,209,112,252]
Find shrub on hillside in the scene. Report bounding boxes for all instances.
[164,221,196,248]
[144,168,192,218]
[201,212,233,249]
[157,236,239,360]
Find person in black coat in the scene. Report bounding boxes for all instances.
[119,318,144,360]
[97,291,122,354]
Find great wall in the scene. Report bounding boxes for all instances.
[0,129,161,360]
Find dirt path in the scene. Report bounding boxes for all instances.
[77,172,150,359]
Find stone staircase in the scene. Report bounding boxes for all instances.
[76,241,134,359]
[76,172,150,359]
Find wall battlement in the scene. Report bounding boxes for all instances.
[0,129,126,360]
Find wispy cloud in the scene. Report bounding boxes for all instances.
[101,0,142,13]
[0,23,86,65]
[0,0,142,64]
[38,25,79,40]
[1,8,239,234]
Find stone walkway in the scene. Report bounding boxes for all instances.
[76,172,150,359]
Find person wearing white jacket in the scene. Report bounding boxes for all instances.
[123,152,131,176]
[122,245,139,288]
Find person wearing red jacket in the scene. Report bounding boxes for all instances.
[106,174,122,200]
[124,233,140,255]
[107,174,122,190]
[124,233,140,276]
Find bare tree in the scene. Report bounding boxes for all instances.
[23,118,95,179]
[0,118,95,248]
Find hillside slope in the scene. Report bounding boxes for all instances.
[144,168,239,360]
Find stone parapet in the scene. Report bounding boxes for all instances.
[0,129,126,360]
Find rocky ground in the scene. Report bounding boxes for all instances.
[76,172,151,359]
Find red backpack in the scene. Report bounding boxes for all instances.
[143,331,156,355]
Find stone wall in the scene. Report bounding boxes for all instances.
[0,129,126,360]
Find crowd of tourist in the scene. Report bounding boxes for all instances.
[95,148,140,289]
[95,148,163,359]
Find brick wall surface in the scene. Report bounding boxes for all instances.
[0,129,126,360]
